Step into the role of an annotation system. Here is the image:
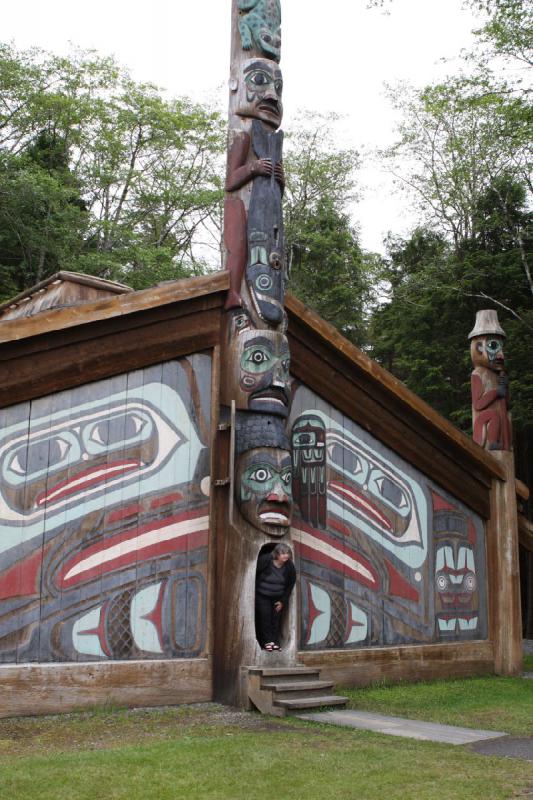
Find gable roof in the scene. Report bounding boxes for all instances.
[0,271,133,322]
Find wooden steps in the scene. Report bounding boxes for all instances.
[247,666,348,717]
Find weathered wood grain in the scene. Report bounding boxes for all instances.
[0,272,229,345]
[519,514,533,552]
[0,658,212,718]
[488,452,523,676]
[298,641,494,687]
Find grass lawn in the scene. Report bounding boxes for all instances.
[343,672,533,736]
[524,654,533,671]
[0,702,532,800]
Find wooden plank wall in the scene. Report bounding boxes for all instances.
[0,658,211,718]
[0,356,213,678]
[289,382,489,656]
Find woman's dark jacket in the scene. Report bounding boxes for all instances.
[256,553,296,605]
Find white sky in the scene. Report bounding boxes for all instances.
[2,0,480,254]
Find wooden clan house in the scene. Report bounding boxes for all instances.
[0,0,526,716]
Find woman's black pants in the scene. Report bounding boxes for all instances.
[256,593,282,647]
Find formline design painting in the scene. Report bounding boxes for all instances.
[289,384,488,651]
[0,356,212,663]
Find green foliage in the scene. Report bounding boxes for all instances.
[284,115,375,346]
[0,43,225,296]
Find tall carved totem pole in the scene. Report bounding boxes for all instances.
[216,0,294,704]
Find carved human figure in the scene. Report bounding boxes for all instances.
[235,413,292,536]
[469,310,511,451]
[238,0,282,62]
[223,329,291,416]
[225,60,284,312]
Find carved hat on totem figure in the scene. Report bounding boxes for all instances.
[235,412,292,536]
[223,328,291,417]
[233,58,283,129]
[469,310,507,372]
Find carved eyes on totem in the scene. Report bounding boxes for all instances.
[244,464,292,494]
[436,572,477,593]
[485,339,503,356]
[245,70,283,95]
[241,345,290,375]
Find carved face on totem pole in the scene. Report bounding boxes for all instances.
[224,329,291,416]
[235,59,283,130]
[470,335,506,373]
[235,413,292,536]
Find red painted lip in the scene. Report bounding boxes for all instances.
[36,460,141,507]
[328,481,393,531]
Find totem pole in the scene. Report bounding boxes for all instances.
[469,309,511,452]
[215,0,295,704]
[469,310,522,675]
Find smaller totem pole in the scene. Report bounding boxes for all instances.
[469,309,512,451]
[469,309,522,674]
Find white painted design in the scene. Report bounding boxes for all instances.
[308,583,331,645]
[130,583,164,654]
[72,606,107,657]
[293,528,375,584]
[63,515,209,582]
[346,602,368,643]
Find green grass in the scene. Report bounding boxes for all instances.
[343,673,533,736]
[524,653,533,671]
[0,705,532,800]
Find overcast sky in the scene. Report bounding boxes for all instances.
[2,0,480,254]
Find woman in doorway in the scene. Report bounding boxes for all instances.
[256,543,296,651]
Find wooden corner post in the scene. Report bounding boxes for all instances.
[470,311,522,675]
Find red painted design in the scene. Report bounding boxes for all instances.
[0,549,43,600]
[141,582,167,652]
[328,480,393,531]
[305,582,322,645]
[150,493,184,510]
[77,600,111,658]
[384,560,419,602]
[36,460,141,507]
[58,509,209,589]
[468,519,477,546]
[431,492,456,512]
[294,522,379,590]
[107,504,142,524]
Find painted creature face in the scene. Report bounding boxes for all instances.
[236,447,292,536]
[291,415,327,527]
[230,330,290,416]
[247,234,284,325]
[235,59,283,129]
[471,335,505,372]
[435,534,479,636]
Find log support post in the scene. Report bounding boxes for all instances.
[489,451,523,675]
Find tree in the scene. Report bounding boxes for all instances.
[283,114,375,345]
[0,44,225,296]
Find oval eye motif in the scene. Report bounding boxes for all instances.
[436,574,449,591]
[281,470,292,486]
[250,350,268,364]
[464,573,477,592]
[374,476,408,510]
[256,274,273,291]
[250,70,269,87]
[250,468,271,482]
[275,81,283,94]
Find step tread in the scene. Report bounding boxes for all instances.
[274,695,348,709]
[248,667,320,677]
[261,680,334,692]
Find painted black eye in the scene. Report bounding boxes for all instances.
[250,350,268,364]
[251,71,269,86]
[263,33,272,43]
[275,81,283,94]
[436,574,449,591]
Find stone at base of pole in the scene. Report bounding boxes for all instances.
[490,451,523,676]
